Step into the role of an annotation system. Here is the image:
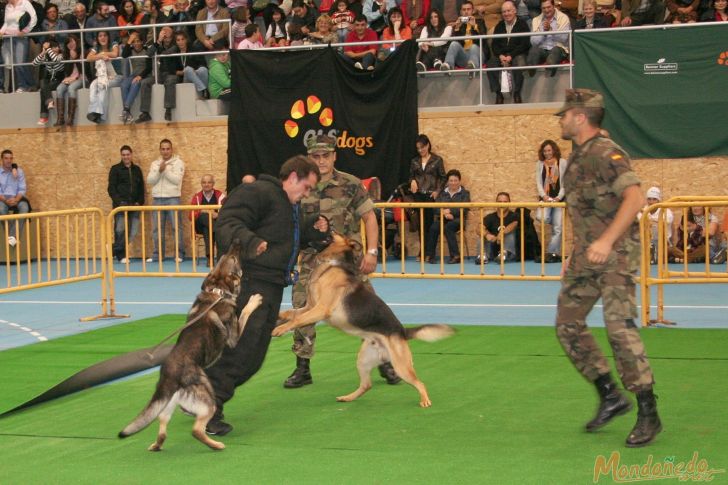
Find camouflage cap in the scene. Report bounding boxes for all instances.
[307,135,336,153]
[554,88,604,116]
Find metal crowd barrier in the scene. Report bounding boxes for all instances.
[370,201,567,280]
[0,208,108,314]
[638,196,728,326]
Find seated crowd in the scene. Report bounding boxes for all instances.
[2,135,728,265]
[2,0,725,117]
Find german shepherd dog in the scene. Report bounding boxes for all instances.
[273,232,453,407]
[119,240,262,451]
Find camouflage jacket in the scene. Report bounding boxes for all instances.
[563,135,641,272]
[300,169,374,258]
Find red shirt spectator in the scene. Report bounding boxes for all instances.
[344,25,378,54]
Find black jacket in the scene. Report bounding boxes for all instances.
[409,154,447,195]
[574,15,611,29]
[452,17,489,60]
[215,175,326,286]
[108,161,145,208]
[491,18,531,58]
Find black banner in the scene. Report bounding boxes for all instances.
[227,41,419,198]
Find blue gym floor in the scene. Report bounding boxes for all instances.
[1,260,726,351]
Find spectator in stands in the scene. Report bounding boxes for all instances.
[32,40,64,126]
[194,0,230,52]
[108,145,145,263]
[402,0,428,37]
[527,0,569,77]
[135,26,175,123]
[86,2,119,47]
[117,0,144,41]
[668,209,708,263]
[308,13,338,43]
[343,15,378,70]
[40,3,69,43]
[264,6,289,46]
[140,0,169,42]
[621,0,665,24]
[288,0,318,38]
[477,191,519,264]
[691,205,721,260]
[238,23,262,49]
[1,0,38,93]
[331,0,354,43]
[177,30,210,99]
[700,0,728,20]
[190,173,226,264]
[55,34,85,126]
[666,0,700,20]
[534,139,566,262]
[409,133,446,258]
[416,9,451,71]
[119,32,152,124]
[363,0,396,36]
[439,1,487,76]
[56,0,76,19]
[209,39,231,99]
[65,3,88,43]
[575,0,611,27]
[379,7,411,61]
[487,0,529,104]
[713,211,727,264]
[0,149,30,248]
[424,169,470,264]
[167,0,195,40]
[86,30,121,124]
[230,5,251,46]
[638,186,673,263]
[146,138,186,262]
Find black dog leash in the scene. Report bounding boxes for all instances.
[145,289,234,359]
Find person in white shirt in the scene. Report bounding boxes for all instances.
[146,139,186,262]
[637,186,673,263]
[0,0,38,92]
[526,0,570,77]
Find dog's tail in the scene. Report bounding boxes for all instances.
[118,386,176,438]
[405,324,455,342]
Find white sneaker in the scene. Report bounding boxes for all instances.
[145,257,154,263]
[366,65,374,71]
[175,257,184,263]
[15,88,25,93]
[439,62,450,71]
[433,59,442,69]
[354,62,363,70]
[7,236,17,247]
[416,61,426,72]
[467,60,477,70]
[120,257,129,264]
[48,100,55,110]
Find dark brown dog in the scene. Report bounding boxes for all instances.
[119,240,262,451]
[273,232,453,407]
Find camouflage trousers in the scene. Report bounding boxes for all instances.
[555,263,654,392]
[290,256,371,359]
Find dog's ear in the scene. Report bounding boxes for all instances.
[348,240,362,253]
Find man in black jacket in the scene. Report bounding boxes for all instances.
[204,155,328,436]
[107,145,145,263]
[487,0,530,104]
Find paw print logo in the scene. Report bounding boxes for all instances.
[718,51,728,66]
[284,95,334,138]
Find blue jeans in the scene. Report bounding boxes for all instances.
[535,206,563,254]
[444,42,481,68]
[478,232,516,260]
[56,78,84,99]
[88,76,123,120]
[120,76,144,110]
[0,200,30,238]
[112,211,140,260]
[1,36,33,90]
[150,197,185,260]
[183,66,209,92]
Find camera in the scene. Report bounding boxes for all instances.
[459,16,470,22]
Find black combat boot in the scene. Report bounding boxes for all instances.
[206,407,233,436]
[626,389,662,447]
[283,357,312,388]
[378,362,401,385]
[586,373,633,432]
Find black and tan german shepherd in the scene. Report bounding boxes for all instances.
[273,232,453,407]
[119,240,262,451]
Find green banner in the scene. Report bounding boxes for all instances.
[574,25,728,159]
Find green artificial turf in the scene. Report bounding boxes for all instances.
[0,319,726,484]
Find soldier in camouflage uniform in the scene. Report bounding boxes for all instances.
[554,89,662,447]
[283,135,401,388]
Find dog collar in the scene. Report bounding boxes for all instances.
[207,287,236,300]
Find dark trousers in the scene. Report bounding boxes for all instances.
[139,74,179,113]
[486,54,526,94]
[344,52,376,69]
[630,0,666,24]
[426,219,462,258]
[205,276,284,411]
[417,45,446,68]
[194,216,215,257]
[39,76,61,117]
[527,45,567,76]
[413,192,435,250]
